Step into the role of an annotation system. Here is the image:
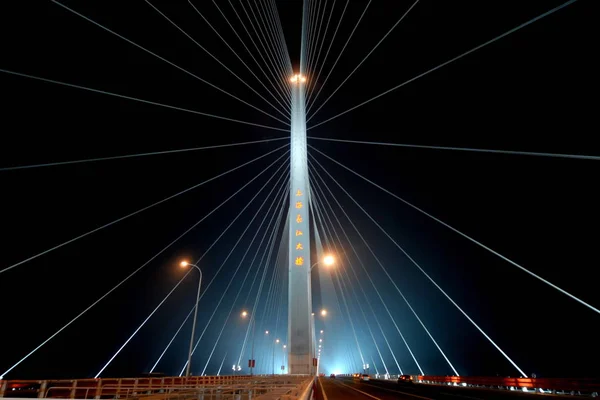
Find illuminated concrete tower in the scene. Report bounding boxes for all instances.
[287,1,312,371]
[287,70,311,375]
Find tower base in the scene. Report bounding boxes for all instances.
[289,354,311,375]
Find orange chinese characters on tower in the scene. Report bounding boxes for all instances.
[296,201,303,209]
[295,256,304,266]
[295,230,303,236]
[296,214,303,223]
[296,243,303,250]
[296,190,303,196]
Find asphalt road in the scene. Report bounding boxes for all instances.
[317,377,581,400]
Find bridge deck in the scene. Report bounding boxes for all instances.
[317,377,598,399]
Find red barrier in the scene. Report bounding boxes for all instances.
[417,375,600,393]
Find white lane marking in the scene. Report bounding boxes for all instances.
[350,381,434,400]
[336,380,383,400]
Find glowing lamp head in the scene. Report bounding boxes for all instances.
[320,309,327,317]
[320,330,324,334]
[265,330,269,334]
[180,261,189,267]
[241,311,248,318]
[323,255,335,266]
[276,339,280,343]
[290,74,306,84]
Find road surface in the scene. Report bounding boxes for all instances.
[316,377,581,399]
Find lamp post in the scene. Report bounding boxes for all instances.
[180,261,202,377]
[310,254,335,271]
[282,344,287,374]
[272,339,280,375]
[241,310,256,376]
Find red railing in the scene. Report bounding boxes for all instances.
[0,375,254,398]
[416,375,600,393]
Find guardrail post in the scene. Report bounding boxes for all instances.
[0,380,7,398]
[94,379,102,399]
[70,380,77,399]
[38,381,48,398]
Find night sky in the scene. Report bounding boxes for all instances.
[1,0,598,380]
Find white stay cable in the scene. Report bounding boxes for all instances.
[199,180,290,376]
[0,137,287,172]
[241,0,291,89]
[305,0,336,98]
[311,179,398,375]
[145,0,290,122]
[190,154,290,302]
[252,0,291,79]
[306,0,324,77]
[95,268,194,378]
[267,0,294,72]
[307,0,579,129]
[305,0,372,115]
[51,1,289,126]
[312,198,365,367]
[306,136,600,161]
[151,171,289,374]
[304,0,349,107]
[237,200,288,366]
[305,0,328,94]
[309,163,421,374]
[98,155,288,378]
[313,190,378,372]
[0,69,288,133]
[149,303,195,373]
[310,151,528,377]
[309,145,600,317]
[306,0,420,123]
[187,1,290,113]
[224,179,289,371]
[232,0,292,96]
[176,162,290,376]
[210,0,291,105]
[0,147,286,378]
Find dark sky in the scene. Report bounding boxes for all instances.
[0,0,598,380]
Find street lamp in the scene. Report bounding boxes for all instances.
[272,339,280,375]
[282,344,287,374]
[310,255,335,271]
[180,261,202,377]
[241,310,256,376]
[290,74,306,84]
[320,309,327,317]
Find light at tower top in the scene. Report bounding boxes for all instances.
[290,74,306,84]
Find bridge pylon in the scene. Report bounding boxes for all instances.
[287,70,312,375]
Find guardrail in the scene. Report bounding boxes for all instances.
[0,375,302,399]
[415,375,600,396]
